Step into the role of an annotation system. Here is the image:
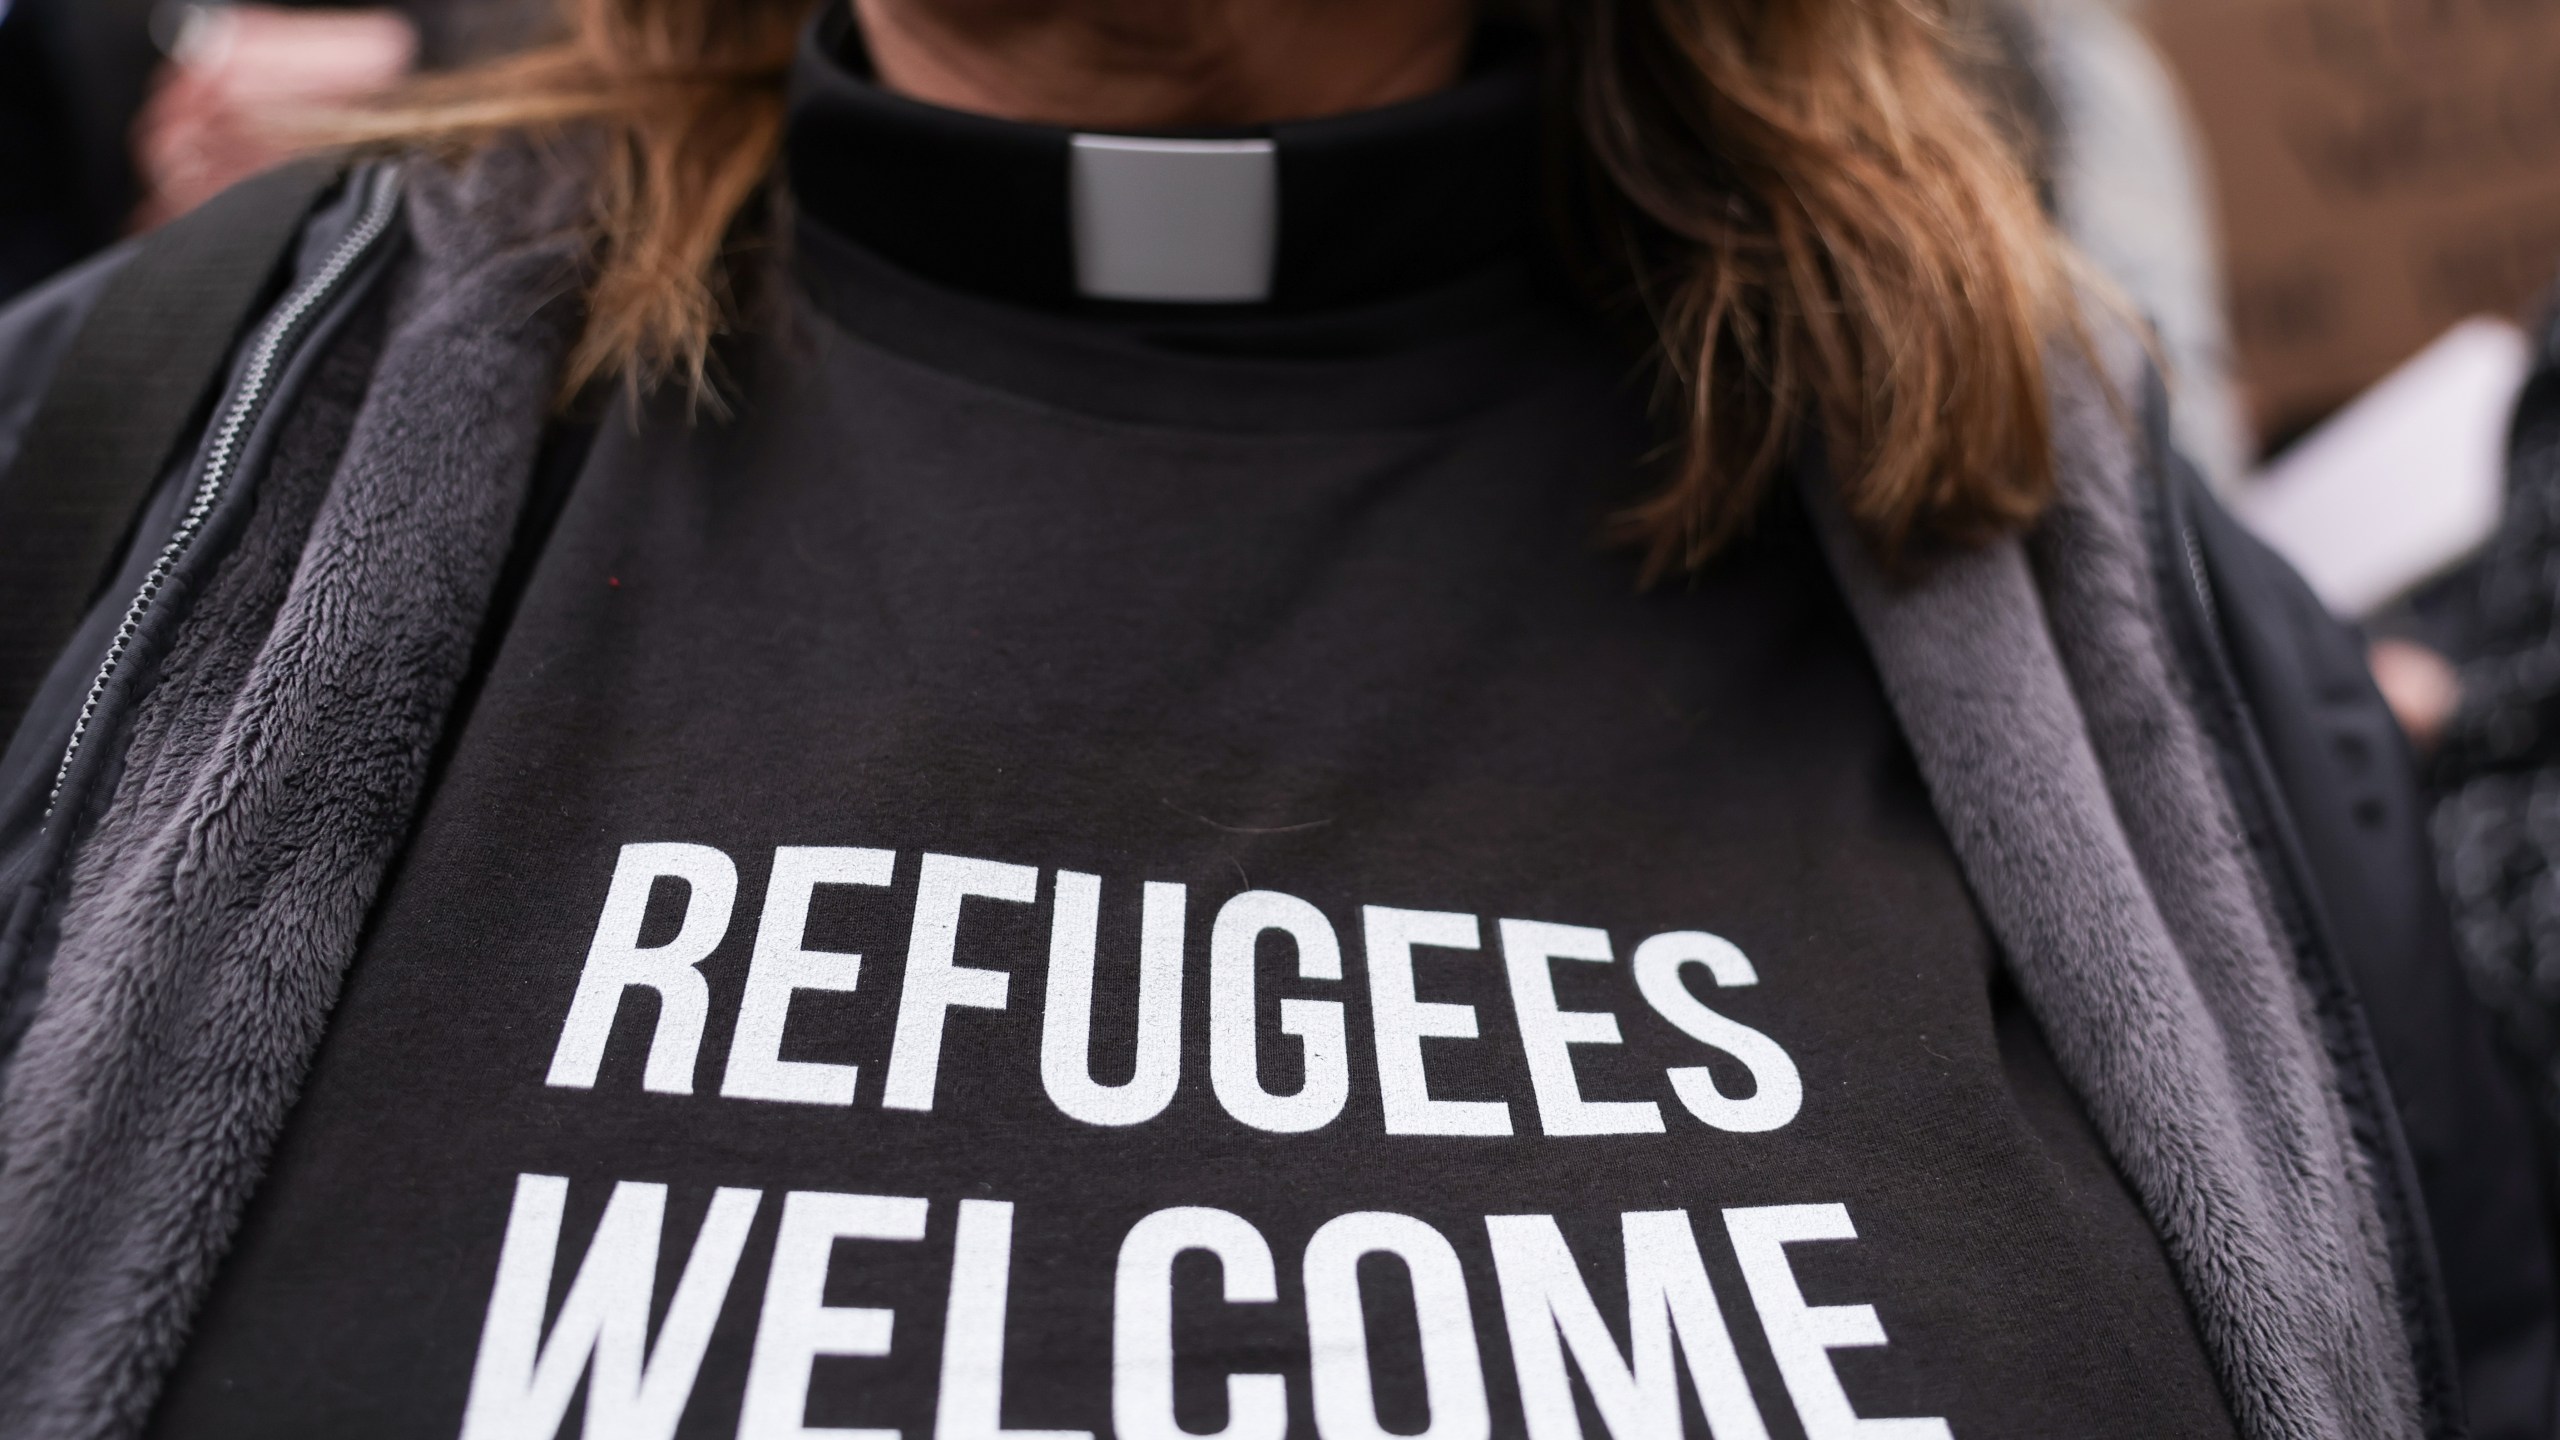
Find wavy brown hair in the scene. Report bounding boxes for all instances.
[353,0,2076,567]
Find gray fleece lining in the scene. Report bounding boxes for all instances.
[1805,334,2417,1437]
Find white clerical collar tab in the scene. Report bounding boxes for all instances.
[1068,134,1278,304]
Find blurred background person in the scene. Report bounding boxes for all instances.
[2409,297,2560,1189]
[128,4,423,230]
[0,0,160,300]
[0,0,542,305]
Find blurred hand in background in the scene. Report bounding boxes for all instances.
[2371,637,2462,754]
[130,4,416,228]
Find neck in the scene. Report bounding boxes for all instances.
[847,0,1477,130]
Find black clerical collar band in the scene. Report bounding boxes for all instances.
[785,7,1541,312]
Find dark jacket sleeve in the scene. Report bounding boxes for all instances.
[0,242,201,1063]
[0,243,152,832]
[2189,469,2560,1440]
[0,243,126,468]
[0,169,385,896]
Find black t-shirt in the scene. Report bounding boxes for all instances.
[148,20,2239,1440]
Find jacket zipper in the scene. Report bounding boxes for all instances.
[46,169,402,818]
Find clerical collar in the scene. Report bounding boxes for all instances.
[783,7,1543,313]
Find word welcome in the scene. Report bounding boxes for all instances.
[544,846,1804,1137]
[459,1178,1954,1440]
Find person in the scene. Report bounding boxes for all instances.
[2414,291,2560,1186]
[0,2,2545,1437]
